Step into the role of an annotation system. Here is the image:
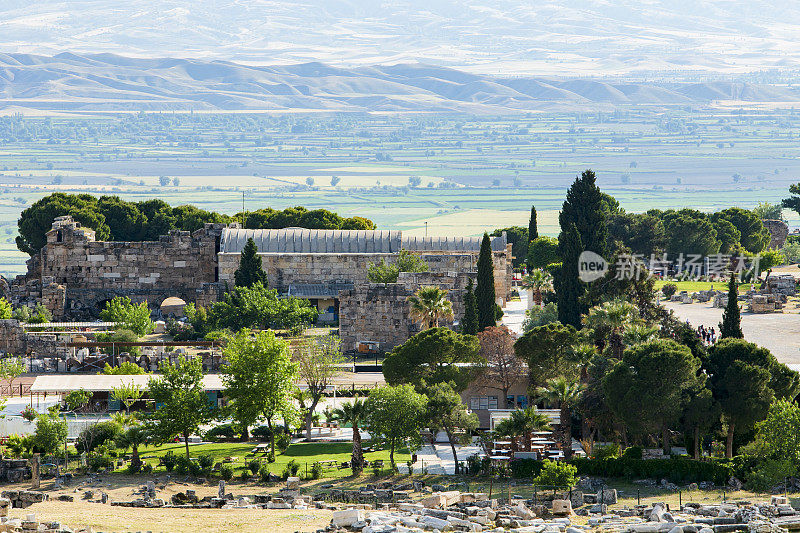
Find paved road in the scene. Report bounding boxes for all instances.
[502,291,528,335]
[663,301,800,366]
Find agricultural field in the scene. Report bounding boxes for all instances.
[1,108,799,277]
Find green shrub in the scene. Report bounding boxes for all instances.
[533,460,578,488]
[248,458,261,475]
[661,283,679,298]
[141,463,153,474]
[282,459,300,480]
[311,462,323,480]
[267,451,276,463]
[258,463,272,483]
[88,453,114,472]
[593,443,620,460]
[174,454,193,475]
[198,453,214,474]
[219,463,234,481]
[276,432,291,453]
[126,454,142,474]
[204,424,237,442]
[76,421,122,453]
[746,460,796,493]
[621,446,643,460]
[571,457,732,484]
[510,458,544,479]
[162,451,177,472]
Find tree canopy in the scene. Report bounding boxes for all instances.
[17,193,375,255]
[146,356,214,459]
[383,327,484,392]
[366,384,427,468]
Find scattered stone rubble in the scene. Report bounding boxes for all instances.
[319,486,800,533]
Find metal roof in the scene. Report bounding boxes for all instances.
[220,228,507,254]
[31,374,225,393]
[22,322,116,329]
[287,282,354,299]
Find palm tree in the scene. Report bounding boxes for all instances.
[115,424,150,471]
[521,269,553,307]
[496,407,552,454]
[538,377,585,459]
[332,398,369,475]
[407,286,454,329]
[582,298,639,357]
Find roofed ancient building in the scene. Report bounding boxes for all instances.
[9,217,513,350]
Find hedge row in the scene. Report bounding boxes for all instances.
[570,457,732,484]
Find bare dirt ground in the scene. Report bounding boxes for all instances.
[3,477,332,533]
[663,300,800,365]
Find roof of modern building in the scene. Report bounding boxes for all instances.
[219,228,506,255]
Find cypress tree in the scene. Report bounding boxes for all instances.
[557,223,583,328]
[558,170,607,256]
[461,278,478,335]
[234,237,268,288]
[476,233,496,331]
[719,275,744,339]
[528,206,538,242]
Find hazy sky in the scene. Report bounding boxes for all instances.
[1,1,799,76]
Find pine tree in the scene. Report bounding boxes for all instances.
[557,223,583,328]
[476,233,496,331]
[234,237,268,288]
[558,170,607,256]
[528,206,538,242]
[719,275,744,339]
[462,278,478,335]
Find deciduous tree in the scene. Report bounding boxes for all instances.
[221,329,296,453]
[366,384,427,468]
[293,335,346,439]
[476,326,524,404]
[425,382,478,474]
[147,357,213,459]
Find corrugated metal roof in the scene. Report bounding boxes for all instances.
[220,228,402,254]
[287,283,354,299]
[31,374,225,392]
[23,322,116,329]
[220,228,507,254]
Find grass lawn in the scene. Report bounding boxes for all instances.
[654,280,753,293]
[134,440,411,479]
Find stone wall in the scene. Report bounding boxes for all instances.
[338,271,473,352]
[0,320,63,357]
[763,219,789,249]
[10,217,227,318]
[218,248,512,302]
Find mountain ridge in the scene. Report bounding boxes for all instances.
[1,53,799,113]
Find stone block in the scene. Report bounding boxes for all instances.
[552,499,573,516]
[332,508,364,527]
[286,477,300,490]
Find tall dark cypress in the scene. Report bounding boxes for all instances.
[476,233,496,331]
[558,170,607,256]
[557,223,583,328]
[719,275,744,339]
[528,206,538,242]
[461,278,478,335]
[234,237,268,287]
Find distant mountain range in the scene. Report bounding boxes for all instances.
[2,1,800,78]
[1,53,800,113]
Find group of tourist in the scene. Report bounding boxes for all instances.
[697,324,717,345]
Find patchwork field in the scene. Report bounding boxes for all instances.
[1,109,798,277]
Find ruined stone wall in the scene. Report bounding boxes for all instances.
[338,271,473,352]
[10,217,226,318]
[218,248,512,301]
[0,320,63,357]
[763,219,789,250]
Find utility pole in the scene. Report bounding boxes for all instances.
[242,191,246,226]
